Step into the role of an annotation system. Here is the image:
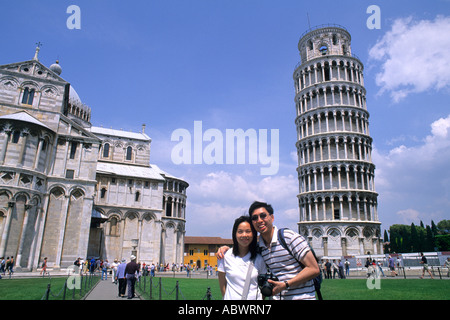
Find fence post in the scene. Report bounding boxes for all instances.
[143,274,146,293]
[176,281,179,300]
[206,287,212,301]
[80,273,83,296]
[149,276,153,300]
[45,283,51,300]
[63,280,67,300]
[159,277,162,300]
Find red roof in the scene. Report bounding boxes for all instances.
[185,236,233,245]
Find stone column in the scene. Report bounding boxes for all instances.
[15,203,33,269]
[323,237,328,256]
[55,195,70,268]
[18,128,30,166]
[33,137,44,170]
[341,237,348,256]
[0,201,15,258]
[0,125,12,165]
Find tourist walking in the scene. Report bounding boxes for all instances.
[388,255,397,277]
[150,263,155,277]
[332,260,339,279]
[7,256,14,275]
[444,257,450,277]
[125,255,140,299]
[338,259,345,279]
[0,257,4,275]
[89,257,96,275]
[111,259,119,283]
[101,260,109,280]
[344,259,350,277]
[5,257,12,276]
[325,259,331,279]
[116,258,127,297]
[377,260,385,277]
[40,257,48,276]
[419,252,434,279]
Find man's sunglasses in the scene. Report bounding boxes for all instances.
[251,213,269,221]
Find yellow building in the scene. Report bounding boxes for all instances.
[184,236,233,269]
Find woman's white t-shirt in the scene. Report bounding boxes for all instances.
[217,250,267,300]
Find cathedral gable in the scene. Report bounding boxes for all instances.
[0,60,66,83]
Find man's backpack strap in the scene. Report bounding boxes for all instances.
[277,228,323,300]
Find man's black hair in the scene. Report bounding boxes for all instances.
[248,201,274,217]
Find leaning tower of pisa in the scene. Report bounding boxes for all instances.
[293,25,382,257]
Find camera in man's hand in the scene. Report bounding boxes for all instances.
[257,271,279,297]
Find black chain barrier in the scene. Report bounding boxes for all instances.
[137,274,215,300]
[40,272,100,300]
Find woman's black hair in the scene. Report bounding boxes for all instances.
[231,215,258,260]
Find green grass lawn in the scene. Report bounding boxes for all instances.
[136,277,222,300]
[136,277,449,300]
[0,276,99,300]
[320,278,449,300]
[0,276,448,300]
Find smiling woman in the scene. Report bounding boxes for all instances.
[217,216,267,300]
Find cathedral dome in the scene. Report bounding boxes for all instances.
[49,60,62,75]
[69,85,82,104]
[67,85,91,123]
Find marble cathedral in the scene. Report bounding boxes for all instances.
[0,46,188,270]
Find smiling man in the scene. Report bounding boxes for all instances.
[248,201,320,300]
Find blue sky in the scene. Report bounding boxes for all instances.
[2,0,450,239]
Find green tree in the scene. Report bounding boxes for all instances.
[437,220,450,234]
[386,220,450,253]
[417,224,426,252]
[389,225,412,252]
[435,234,450,251]
[425,225,435,251]
[431,220,438,235]
[410,223,419,252]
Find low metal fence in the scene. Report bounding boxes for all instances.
[136,275,215,300]
[321,265,449,279]
[41,272,100,300]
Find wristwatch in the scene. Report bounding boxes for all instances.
[284,280,290,289]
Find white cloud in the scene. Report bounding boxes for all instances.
[396,209,420,224]
[189,170,298,204]
[375,115,450,169]
[185,171,300,236]
[431,116,450,138]
[374,115,450,226]
[185,202,248,239]
[368,15,450,102]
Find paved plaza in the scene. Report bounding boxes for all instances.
[84,279,141,300]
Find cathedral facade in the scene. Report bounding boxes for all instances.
[0,47,187,270]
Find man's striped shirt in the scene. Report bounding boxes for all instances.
[258,226,315,300]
